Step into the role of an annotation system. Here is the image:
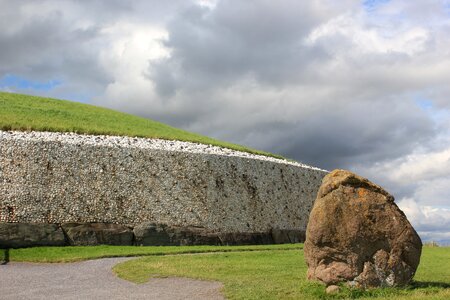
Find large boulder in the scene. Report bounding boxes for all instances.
[0,223,66,248]
[304,170,422,288]
[62,223,133,246]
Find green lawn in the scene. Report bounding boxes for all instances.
[113,246,450,300]
[0,91,281,158]
[6,244,449,299]
[7,244,301,263]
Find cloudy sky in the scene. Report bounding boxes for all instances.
[1,0,449,244]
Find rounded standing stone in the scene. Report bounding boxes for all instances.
[304,169,422,288]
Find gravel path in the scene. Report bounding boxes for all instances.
[0,258,224,300]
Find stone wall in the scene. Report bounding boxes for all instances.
[0,131,327,242]
[0,222,308,248]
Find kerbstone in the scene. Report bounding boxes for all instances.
[62,223,133,246]
[133,223,173,246]
[0,223,66,248]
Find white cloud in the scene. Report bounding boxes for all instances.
[95,21,169,112]
[398,198,450,245]
[355,146,450,244]
[196,0,218,9]
[388,148,450,183]
[358,146,450,205]
[306,14,430,56]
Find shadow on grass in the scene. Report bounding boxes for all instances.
[411,281,450,289]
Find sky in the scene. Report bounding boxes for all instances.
[1,0,449,244]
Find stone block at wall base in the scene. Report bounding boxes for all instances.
[168,226,222,246]
[0,222,307,248]
[0,223,66,248]
[271,229,306,244]
[134,223,222,246]
[134,223,173,246]
[61,223,134,246]
[218,232,274,245]
[133,223,293,246]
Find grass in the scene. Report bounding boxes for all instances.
[0,91,282,158]
[7,244,301,263]
[6,244,449,299]
[113,246,450,300]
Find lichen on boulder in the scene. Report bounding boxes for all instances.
[304,169,422,288]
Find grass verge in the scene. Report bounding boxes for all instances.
[0,91,281,158]
[7,244,301,263]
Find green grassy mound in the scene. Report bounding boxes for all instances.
[0,92,280,158]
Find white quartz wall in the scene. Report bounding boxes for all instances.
[0,131,327,233]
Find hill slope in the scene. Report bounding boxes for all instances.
[0,92,280,158]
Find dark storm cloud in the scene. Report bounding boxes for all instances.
[179,94,435,171]
[271,100,434,170]
[143,0,440,172]
[148,0,335,96]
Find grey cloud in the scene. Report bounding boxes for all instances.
[0,0,191,98]
[0,2,112,97]
[148,0,336,97]
[197,96,434,170]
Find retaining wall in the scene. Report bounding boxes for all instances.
[0,131,327,246]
